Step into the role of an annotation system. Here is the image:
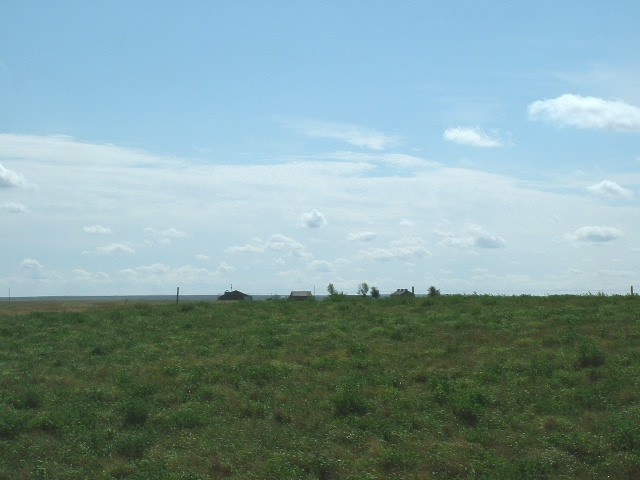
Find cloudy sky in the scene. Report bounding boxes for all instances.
[1,2,639,297]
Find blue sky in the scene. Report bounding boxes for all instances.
[1,2,639,296]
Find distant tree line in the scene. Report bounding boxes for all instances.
[327,283,439,299]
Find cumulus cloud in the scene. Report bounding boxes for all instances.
[217,262,235,273]
[20,258,44,272]
[347,231,376,242]
[438,225,506,250]
[84,243,135,255]
[443,127,503,147]
[308,260,335,272]
[291,119,400,150]
[300,209,327,228]
[0,163,35,189]
[568,226,624,242]
[73,269,111,283]
[143,227,188,245]
[227,234,311,258]
[359,245,430,262]
[329,151,439,168]
[119,263,218,285]
[474,232,507,249]
[399,218,416,227]
[144,227,188,237]
[1,202,27,213]
[587,180,634,199]
[83,224,113,234]
[18,258,60,281]
[528,94,640,131]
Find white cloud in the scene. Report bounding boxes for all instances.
[268,234,312,257]
[227,234,311,258]
[359,245,430,262]
[18,258,61,282]
[84,243,135,255]
[195,254,211,261]
[217,262,235,273]
[144,227,188,237]
[474,233,507,249]
[399,218,416,227]
[0,163,35,189]
[568,226,624,243]
[308,260,335,272]
[347,231,377,242]
[443,127,503,147]
[438,225,506,250]
[330,151,439,168]
[73,269,111,284]
[83,224,113,234]
[291,119,400,150]
[2,133,638,296]
[587,180,634,199]
[119,263,219,285]
[300,209,327,228]
[20,258,44,272]
[528,94,640,131]
[1,202,27,213]
[226,240,265,254]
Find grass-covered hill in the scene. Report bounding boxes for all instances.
[1,295,639,479]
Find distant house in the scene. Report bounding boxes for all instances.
[390,287,415,297]
[218,290,252,301]
[289,290,313,300]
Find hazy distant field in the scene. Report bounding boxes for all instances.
[1,295,639,479]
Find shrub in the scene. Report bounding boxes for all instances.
[370,286,380,299]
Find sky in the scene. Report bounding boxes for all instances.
[1,1,639,297]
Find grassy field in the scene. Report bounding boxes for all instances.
[0,295,639,479]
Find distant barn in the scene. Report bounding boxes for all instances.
[390,287,415,297]
[289,290,313,300]
[218,290,252,301]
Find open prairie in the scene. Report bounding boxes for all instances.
[1,295,639,479]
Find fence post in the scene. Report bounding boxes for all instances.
[176,286,180,303]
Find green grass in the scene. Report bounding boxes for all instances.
[0,295,639,478]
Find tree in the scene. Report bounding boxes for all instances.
[357,282,369,297]
[327,283,337,296]
[370,286,380,299]
[428,285,441,297]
